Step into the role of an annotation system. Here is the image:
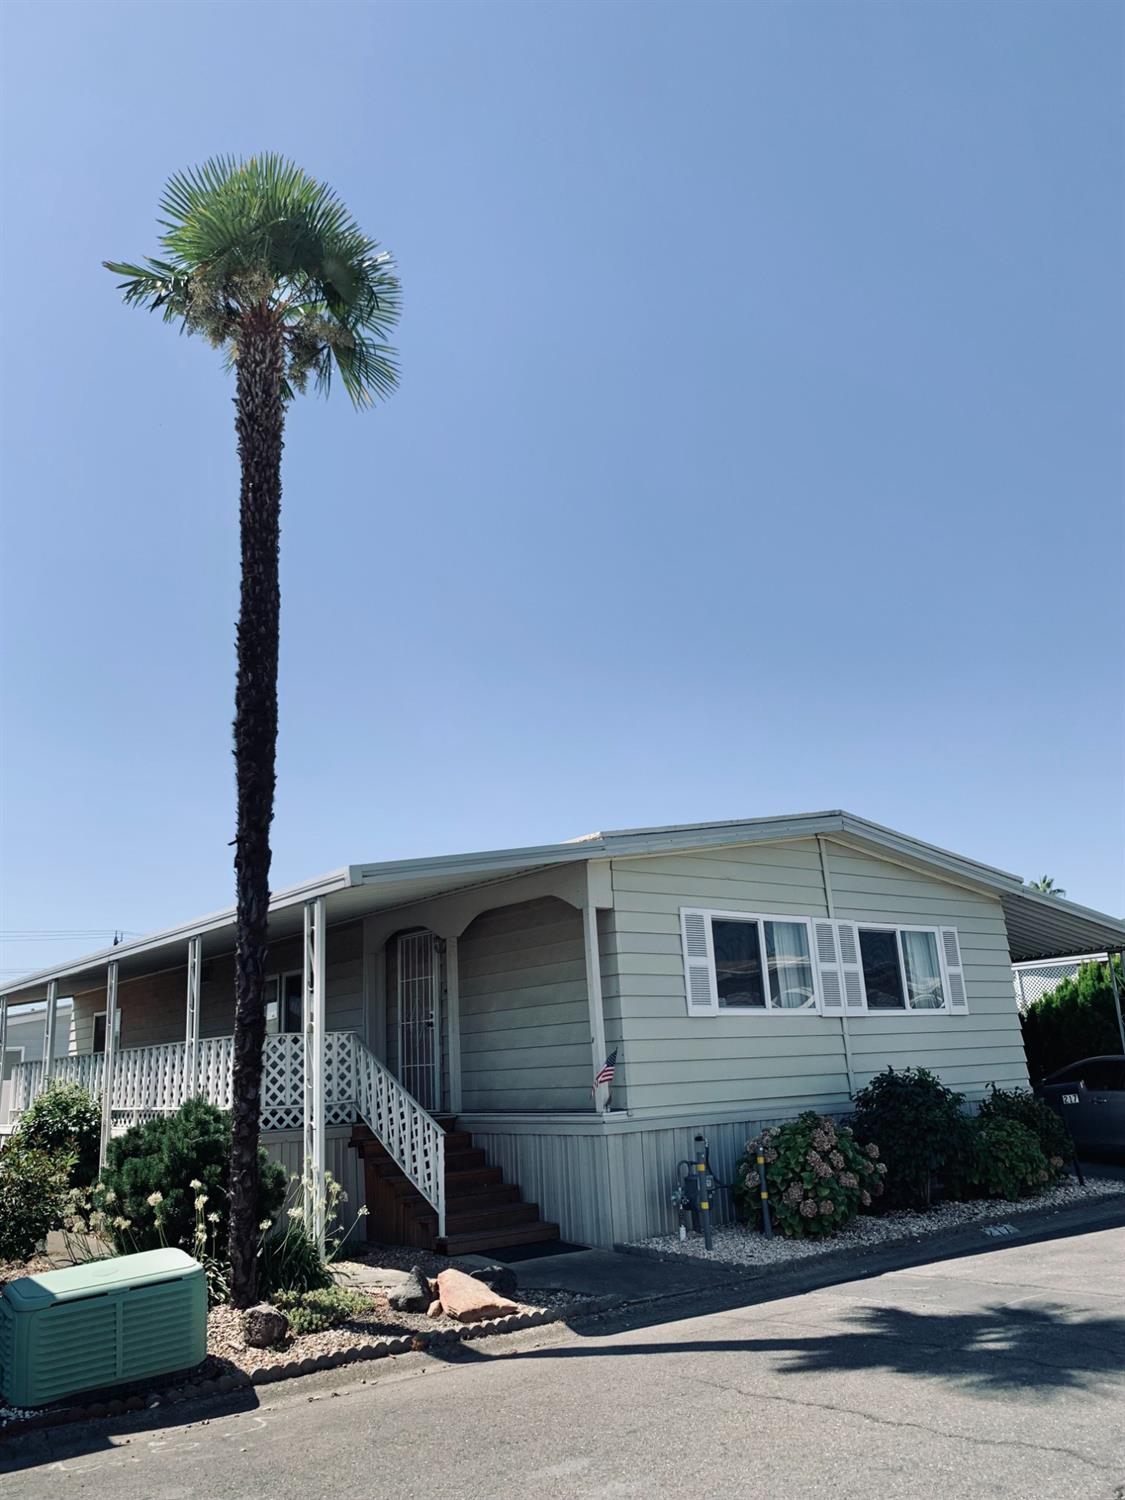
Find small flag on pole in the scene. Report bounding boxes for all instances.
[591,1048,618,1096]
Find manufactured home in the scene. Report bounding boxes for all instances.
[4,811,1123,1250]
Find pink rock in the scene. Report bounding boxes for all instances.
[426,1299,443,1318]
[435,1268,521,1324]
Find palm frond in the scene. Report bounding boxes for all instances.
[106,153,401,405]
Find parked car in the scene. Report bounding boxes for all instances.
[1036,1056,1125,1155]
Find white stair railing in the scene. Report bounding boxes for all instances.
[352,1037,446,1239]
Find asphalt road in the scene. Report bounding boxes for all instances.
[5,1225,1124,1500]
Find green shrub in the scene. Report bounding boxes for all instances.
[273,1285,368,1337]
[850,1066,970,1210]
[947,1117,1052,1202]
[99,1098,286,1257]
[977,1084,1072,1173]
[1020,959,1125,1081]
[734,1112,885,1238]
[15,1081,102,1188]
[0,1141,72,1263]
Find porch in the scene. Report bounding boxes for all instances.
[2,855,613,1254]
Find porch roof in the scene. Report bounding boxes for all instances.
[4,810,1122,1000]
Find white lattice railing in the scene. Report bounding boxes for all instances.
[353,1036,445,1238]
[11,1059,45,1114]
[9,1030,358,1133]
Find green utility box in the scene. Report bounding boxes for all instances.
[0,1248,207,1408]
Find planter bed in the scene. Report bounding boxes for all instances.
[626,1176,1124,1269]
[0,1276,593,1438]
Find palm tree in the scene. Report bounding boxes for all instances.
[1029,876,1067,898]
[106,156,400,1305]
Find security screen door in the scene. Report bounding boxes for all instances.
[396,931,441,1110]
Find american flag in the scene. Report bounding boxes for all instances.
[591,1048,618,1095]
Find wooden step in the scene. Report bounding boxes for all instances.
[443,1147,487,1172]
[445,1165,503,1191]
[413,1201,540,1236]
[446,1183,521,1211]
[437,1221,561,1256]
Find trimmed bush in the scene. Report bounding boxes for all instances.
[977,1084,1072,1173]
[734,1112,885,1237]
[1020,959,1125,1081]
[273,1285,367,1336]
[948,1117,1052,1202]
[15,1081,101,1189]
[850,1066,969,1210]
[0,1140,72,1263]
[99,1098,286,1257]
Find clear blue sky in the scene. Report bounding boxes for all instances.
[1,1,1122,985]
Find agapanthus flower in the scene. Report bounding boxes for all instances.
[866,1143,879,1159]
[819,1200,834,1216]
[799,1199,818,1218]
[147,1191,163,1207]
[829,1151,845,1170]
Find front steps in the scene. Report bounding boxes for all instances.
[351,1118,561,1256]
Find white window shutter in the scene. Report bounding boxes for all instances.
[940,927,968,1012]
[812,920,845,1015]
[680,909,717,1014]
[835,921,868,1011]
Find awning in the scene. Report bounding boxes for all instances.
[1001,888,1125,964]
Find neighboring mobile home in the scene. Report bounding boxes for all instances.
[0,999,72,1132]
[4,811,1123,1249]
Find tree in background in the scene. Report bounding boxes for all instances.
[1028,876,1066,897]
[106,156,400,1304]
[1020,958,1125,1080]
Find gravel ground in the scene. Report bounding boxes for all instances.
[206,1282,586,1374]
[629,1177,1124,1266]
[337,1241,470,1280]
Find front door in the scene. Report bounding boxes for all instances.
[396,931,441,1111]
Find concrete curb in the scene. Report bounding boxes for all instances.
[0,1298,598,1441]
[608,1188,1125,1301]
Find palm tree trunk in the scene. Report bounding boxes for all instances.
[228,306,285,1308]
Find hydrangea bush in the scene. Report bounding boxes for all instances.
[735,1112,885,1238]
[976,1085,1071,1175]
[945,1117,1055,1203]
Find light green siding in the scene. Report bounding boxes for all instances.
[458,896,594,1112]
[604,837,1027,1119]
[824,844,1026,1093]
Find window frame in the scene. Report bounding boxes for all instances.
[266,969,304,1036]
[854,922,952,1014]
[681,909,964,1018]
[92,1008,121,1054]
[683,909,822,1017]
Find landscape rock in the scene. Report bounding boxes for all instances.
[243,1302,289,1348]
[464,1263,518,1300]
[387,1267,432,1313]
[435,1267,521,1324]
[426,1299,443,1318]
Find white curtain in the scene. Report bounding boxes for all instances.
[901,930,944,1009]
[766,921,815,1009]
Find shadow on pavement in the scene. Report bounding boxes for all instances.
[470,1299,1125,1397]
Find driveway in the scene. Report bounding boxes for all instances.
[5,1225,1124,1499]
